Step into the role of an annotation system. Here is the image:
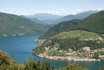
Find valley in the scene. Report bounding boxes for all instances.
[0,0,104,70]
[0,9,104,70]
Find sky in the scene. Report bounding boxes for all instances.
[0,0,104,16]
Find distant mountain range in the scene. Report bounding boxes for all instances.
[26,13,62,20]
[25,11,98,24]
[39,11,104,39]
[58,11,98,22]
[25,13,62,24]
[0,10,98,36]
[0,12,51,36]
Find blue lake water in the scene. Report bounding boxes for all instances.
[0,34,104,70]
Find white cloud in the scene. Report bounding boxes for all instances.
[21,8,104,16]
[97,8,104,11]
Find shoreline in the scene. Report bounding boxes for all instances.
[0,34,39,37]
[33,39,104,62]
[32,51,102,62]
[36,54,101,62]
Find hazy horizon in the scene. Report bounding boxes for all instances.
[0,0,104,16]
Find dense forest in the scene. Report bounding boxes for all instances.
[75,11,104,33]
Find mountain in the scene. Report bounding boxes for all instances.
[39,11,104,39]
[0,12,51,36]
[26,13,62,20]
[41,19,58,24]
[57,11,98,23]
[26,13,62,24]
[39,19,83,39]
[33,29,104,58]
[29,18,57,25]
[75,11,104,33]
[29,18,43,24]
[26,11,96,24]
[33,11,104,60]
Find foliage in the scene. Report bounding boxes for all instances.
[57,63,89,70]
[0,51,90,70]
[75,11,104,34]
[77,55,88,58]
[0,51,54,70]
[32,45,45,55]
[40,11,104,39]
[0,51,20,70]
[0,12,51,36]
[100,52,104,55]
[98,68,104,70]
[24,60,53,70]
[93,53,99,59]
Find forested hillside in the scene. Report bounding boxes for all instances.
[0,12,50,36]
[40,11,104,39]
[39,19,83,39]
[75,11,104,33]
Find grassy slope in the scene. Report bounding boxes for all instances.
[51,30,99,40]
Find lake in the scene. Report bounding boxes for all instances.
[0,34,104,70]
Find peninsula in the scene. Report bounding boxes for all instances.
[32,11,104,61]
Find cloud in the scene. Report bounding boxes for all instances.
[22,8,104,16]
[97,8,104,11]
